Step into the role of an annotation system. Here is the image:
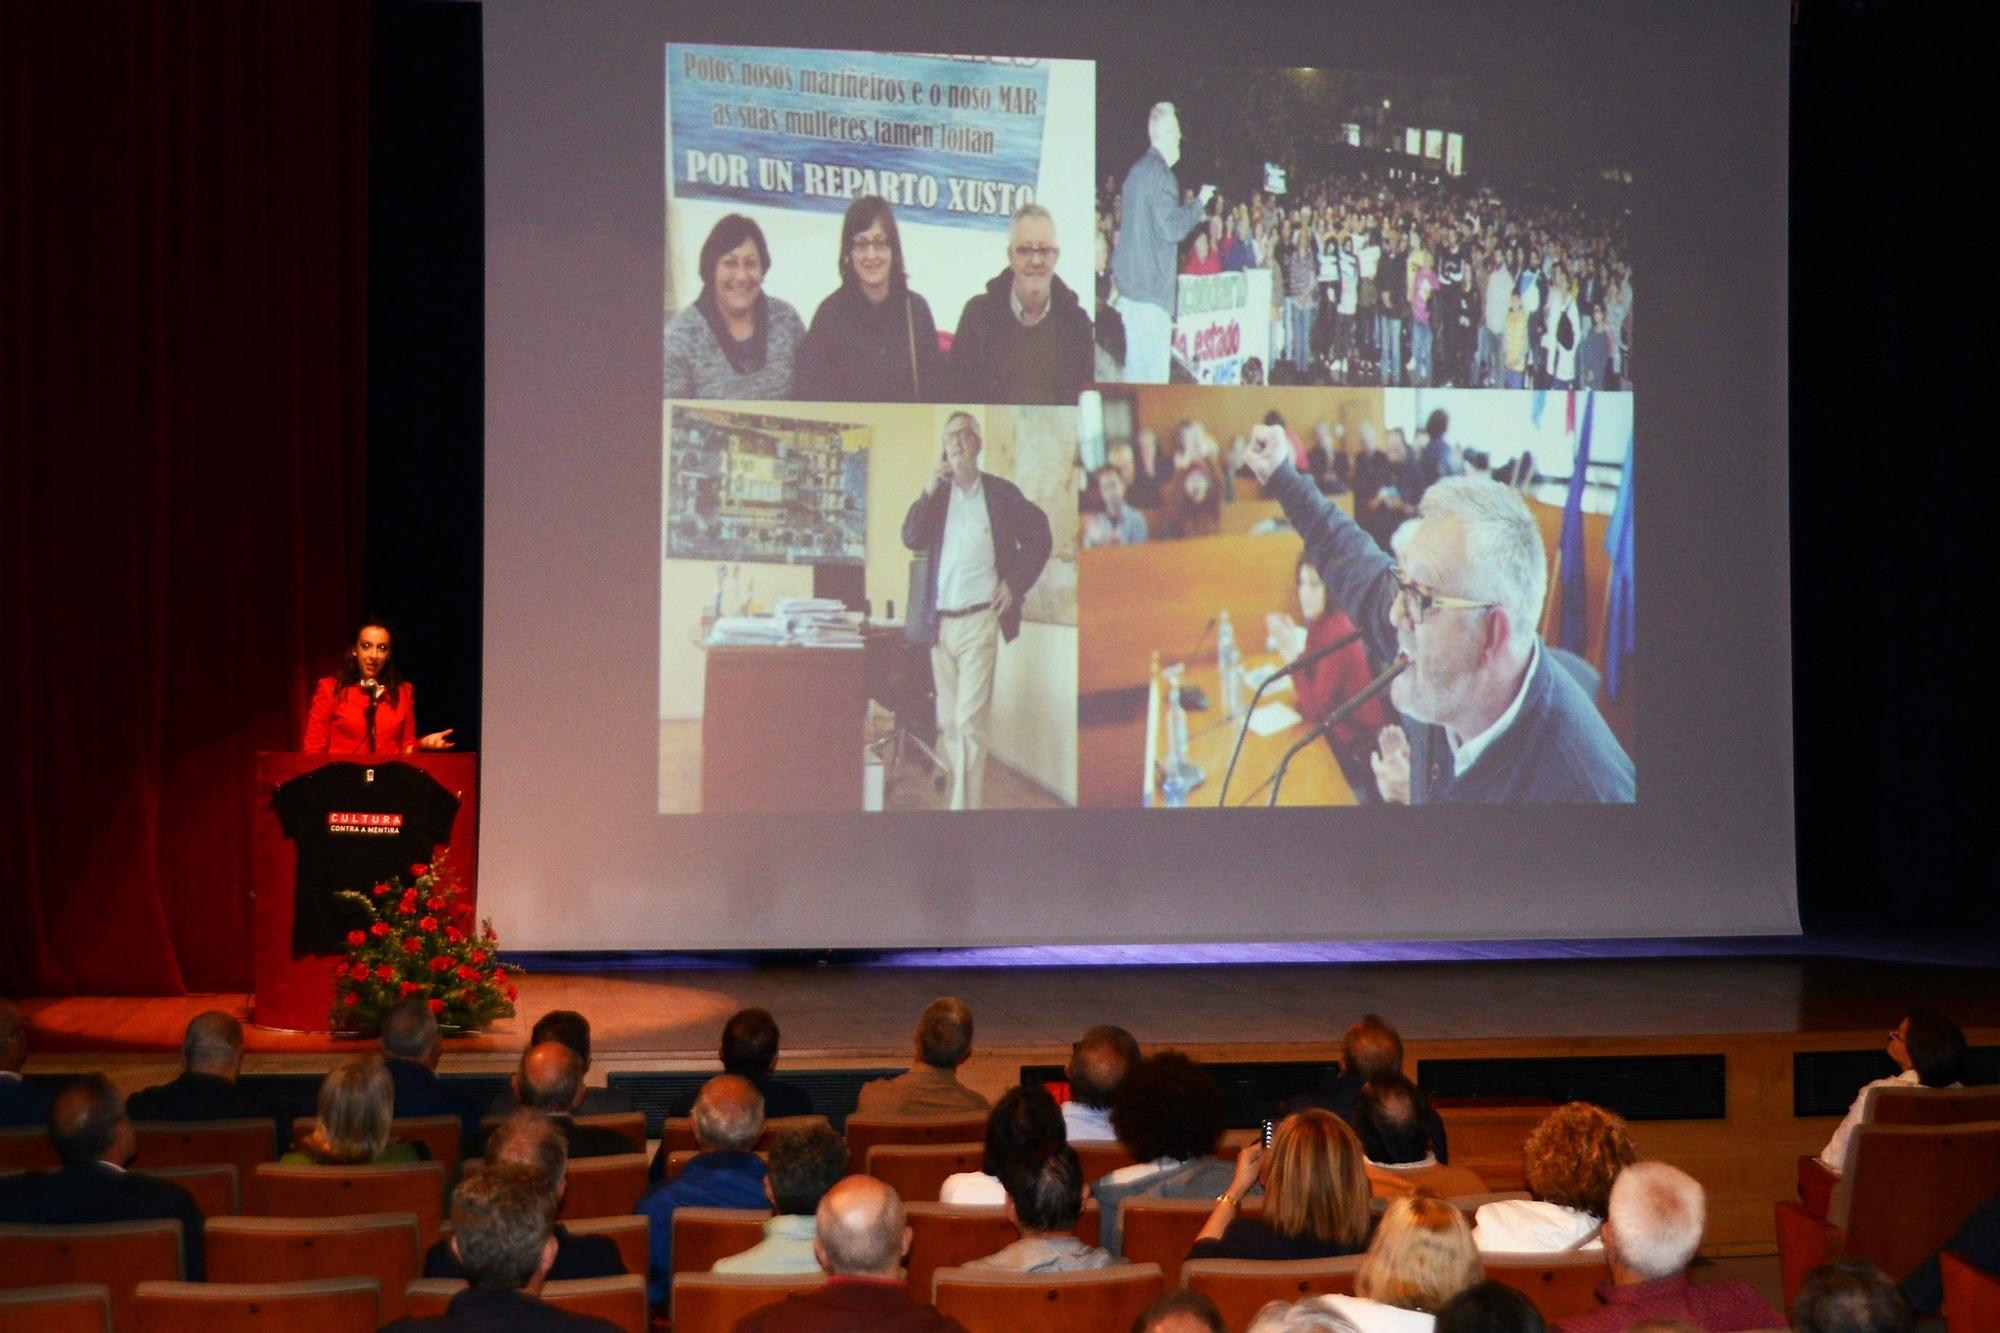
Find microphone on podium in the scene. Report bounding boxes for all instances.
[1264,654,1410,808]
[1216,627,1363,807]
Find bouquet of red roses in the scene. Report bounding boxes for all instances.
[329,853,521,1033]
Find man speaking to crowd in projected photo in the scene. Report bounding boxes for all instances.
[903,412,1053,811]
[1242,424,1633,804]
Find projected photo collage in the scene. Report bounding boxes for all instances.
[659,45,1635,814]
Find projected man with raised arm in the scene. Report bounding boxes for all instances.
[1242,425,1633,804]
[903,412,1053,811]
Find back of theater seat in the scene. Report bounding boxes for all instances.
[1181,1255,1364,1330]
[404,1275,648,1332]
[931,1262,1164,1332]
[671,1271,826,1332]
[0,1283,111,1333]
[1943,1250,2000,1331]
[1433,1105,1548,1193]
[131,1119,277,1182]
[563,1213,650,1276]
[903,1203,1018,1300]
[843,1114,991,1166]
[670,1206,769,1276]
[131,1276,379,1332]
[205,1212,421,1320]
[1071,1142,1138,1184]
[141,1163,239,1218]
[559,1152,649,1219]
[1479,1250,1612,1322]
[0,1219,184,1329]
[249,1161,446,1248]
[865,1142,985,1202]
[1120,1197,1262,1290]
[0,1126,59,1173]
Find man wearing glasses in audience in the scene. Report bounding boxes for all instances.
[947,203,1094,405]
[1242,424,1633,804]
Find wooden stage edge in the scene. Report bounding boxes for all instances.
[18,953,2000,1258]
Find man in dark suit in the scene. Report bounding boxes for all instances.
[380,997,481,1137]
[900,410,1053,811]
[126,1010,267,1123]
[384,1164,619,1330]
[471,1043,639,1161]
[486,1010,634,1118]
[0,998,55,1128]
[668,1007,813,1121]
[734,1175,964,1331]
[0,1073,207,1278]
[423,1112,624,1282]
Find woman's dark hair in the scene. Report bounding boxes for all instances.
[837,195,907,292]
[981,1084,1066,1178]
[1110,1051,1227,1162]
[698,214,771,291]
[1904,1009,1967,1087]
[332,620,404,706]
[1435,1281,1546,1333]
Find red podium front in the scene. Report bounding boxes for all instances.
[252,752,480,1032]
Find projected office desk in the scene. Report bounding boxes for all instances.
[700,643,867,813]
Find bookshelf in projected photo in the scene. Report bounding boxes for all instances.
[666,405,868,564]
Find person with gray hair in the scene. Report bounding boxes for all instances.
[473,1042,640,1161]
[636,1074,768,1306]
[947,201,1094,404]
[734,1175,966,1331]
[1242,426,1633,804]
[856,996,991,1116]
[423,1112,627,1283]
[1556,1161,1780,1331]
[0,997,56,1127]
[127,1009,268,1124]
[1110,101,1215,383]
[1245,1299,1363,1333]
[378,995,481,1136]
[385,1164,620,1330]
[1794,1258,1916,1333]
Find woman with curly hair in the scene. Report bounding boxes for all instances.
[1470,1101,1635,1252]
[282,1057,425,1165]
[1092,1051,1236,1256]
[1309,1194,1483,1331]
[1188,1108,1372,1261]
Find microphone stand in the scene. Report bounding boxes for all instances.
[1215,628,1362,806]
[1259,655,1410,808]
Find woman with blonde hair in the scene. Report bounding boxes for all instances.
[1309,1194,1483,1331]
[1471,1101,1635,1252]
[282,1056,424,1165]
[1189,1109,1372,1261]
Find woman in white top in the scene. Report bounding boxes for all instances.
[1817,1009,1967,1174]
[1308,1194,1484,1332]
[938,1083,1067,1205]
[1471,1101,1635,1253]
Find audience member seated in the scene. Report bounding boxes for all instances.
[1329,1015,1449,1163]
[1159,461,1221,539]
[126,1010,267,1122]
[969,1141,1115,1272]
[1472,1103,1633,1253]
[636,1073,767,1306]
[1094,1051,1237,1257]
[0,1073,207,1278]
[671,1006,814,1120]
[1083,465,1150,548]
[715,1120,850,1275]
[384,1164,620,1331]
[1134,1289,1229,1333]
[1817,1008,1966,1175]
[1796,1258,1916,1333]
[476,1043,638,1159]
[1064,1025,1141,1142]
[733,1175,966,1331]
[1899,1186,2000,1316]
[1356,1075,1488,1200]
[940,1083,1067,1205]
[1435,1282,1546,1333]
[1189,1109,1371,1262]
[1554,1161,1780,1332]
[487,1010,636,1117]
[855,997,991,1118]
[283,1056,429,1164]
[425,1112,626,1281]
[379,997,481,1137]
[1247,1300,1367,1332]
[1308,1194,1484,1331]
[0,997,55,1127]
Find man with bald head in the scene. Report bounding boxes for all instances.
[0,997,55,1127]
[474,1042,640,1160]
[380,996,481,1136]
[734,1175,966,1330]
[127,1010,267,1124]
[636,1074,767,1306]
[0,1074,207,1278]
[1063,1024,1140,1142]
[424,1111,626,1282]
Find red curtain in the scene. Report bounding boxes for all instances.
[1,3,370,994]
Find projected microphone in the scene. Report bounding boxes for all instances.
[1215,628,1363,807]
[1263,654,1410,808]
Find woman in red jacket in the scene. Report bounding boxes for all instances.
[1268,556,1394,802]
[303,622,454,754]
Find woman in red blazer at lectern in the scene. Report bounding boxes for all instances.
[303,621,455,754]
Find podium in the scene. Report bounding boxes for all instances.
[252,752,480,1032]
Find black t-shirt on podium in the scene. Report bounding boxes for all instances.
[272,761,460,957]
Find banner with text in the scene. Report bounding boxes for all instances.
[1172,270,1273,385]
[668,45,1050,231]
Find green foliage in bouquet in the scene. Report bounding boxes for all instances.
[328,853,522,1033]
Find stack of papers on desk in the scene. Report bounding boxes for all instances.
[708,616,790,645]
[707,604,865,648]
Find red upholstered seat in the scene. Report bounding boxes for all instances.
[0,1219,185,1330]
[130,1277,379,1332]
[557,1152,649,1220]
[670,1206,770,1277]
[0,1283,112,1333]
[1181,1255,1364,1330]
[865,1142,986,1203]
[670,1271,826,1331]
[205,1211,422,1320]
[931,1262,1165,1332]
[1942,1250,2000,1331]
